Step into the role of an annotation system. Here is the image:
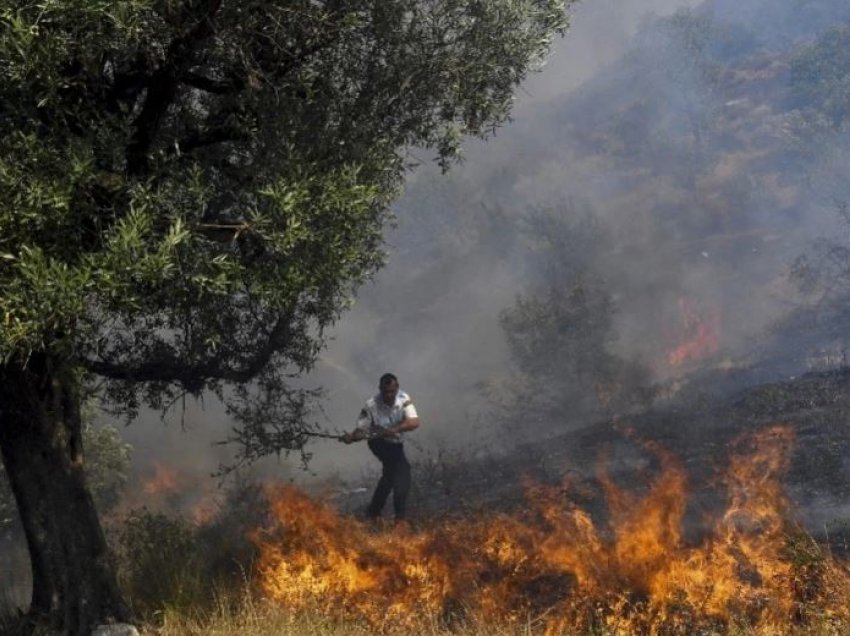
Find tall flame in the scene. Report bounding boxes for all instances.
[253,425,850,633]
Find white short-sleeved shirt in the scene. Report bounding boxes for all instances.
[355,390,418,444]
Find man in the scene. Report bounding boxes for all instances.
[342,373,419,521]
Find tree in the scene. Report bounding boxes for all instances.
[630,8,735,188]
[493,206,653,436]
[0,418,132,535]
[0,1,572,632]
[790,26,850,129]
[781,202,850,363]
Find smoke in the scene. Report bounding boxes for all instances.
[514,0,705,107]
[307,0,850,468]
[93,0,850,497]
[103,1,713,485]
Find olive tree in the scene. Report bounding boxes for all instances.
[0,419,132,535]
[0,0,571,632]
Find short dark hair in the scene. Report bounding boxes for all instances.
[379,373,398,388]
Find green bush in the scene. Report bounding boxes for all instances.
[115,480,271,620]
[194,479,266,585]
[117,509,206,617]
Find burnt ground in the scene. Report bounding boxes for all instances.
[337,368,850,551]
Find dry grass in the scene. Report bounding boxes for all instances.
[142,591,538,636]
[137,586,850,636]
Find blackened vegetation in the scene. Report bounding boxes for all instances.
[371,368,850,553]
[360,1,850,539]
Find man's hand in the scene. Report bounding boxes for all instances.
[341,430,365,444]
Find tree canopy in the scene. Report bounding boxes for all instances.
[0,0,570,459]
[493,206,653,434]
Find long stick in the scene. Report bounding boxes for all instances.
[302,430,346,440]
[302,429,389,441]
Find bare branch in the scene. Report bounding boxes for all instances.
[126,0,224,175]
[197,221,253,242]
[79,314,292,388]
[181,70,245,94]
[176,125,251,153]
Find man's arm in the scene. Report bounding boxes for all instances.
[341,406,372,444]
[384,396,419,436]
[342,417,417,442]
[385,417,419,435]
[387,393,419,435]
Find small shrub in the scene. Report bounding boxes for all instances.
[117,509,206,617]
[194,479,267,586]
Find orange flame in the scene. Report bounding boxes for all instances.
[667,298,720,367]
[135,461,218,527]
[252,425,850,633]
[142,460,183,496]
[190,496,220,527]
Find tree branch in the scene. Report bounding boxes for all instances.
[78,314,292,388]
[180,70,245,94]
[175,125,251,153]
[197,221,253,242]
[277,33,340,79]
[126,0,224,175]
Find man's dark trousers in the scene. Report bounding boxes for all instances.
[366,438,411,520]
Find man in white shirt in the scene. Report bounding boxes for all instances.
[342,373,420,521]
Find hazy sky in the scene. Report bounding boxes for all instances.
[518,0,701,108]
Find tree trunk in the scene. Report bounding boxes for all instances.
[0,353,130,635]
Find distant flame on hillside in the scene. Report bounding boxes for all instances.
[252,425,850,633]
[135,460,218,526]
[668,298,721,367]
[142,461,182,496]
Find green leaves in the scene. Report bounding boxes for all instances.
[1,246,91,358]
[220,161,387,337]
